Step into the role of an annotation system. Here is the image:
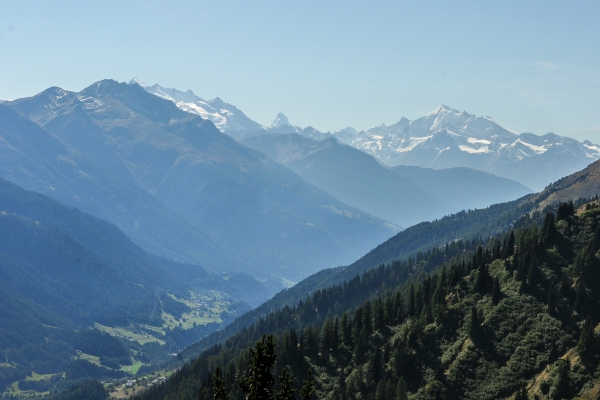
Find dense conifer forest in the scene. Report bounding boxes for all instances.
[133,201,600,399]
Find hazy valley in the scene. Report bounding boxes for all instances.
[1,79,600,400]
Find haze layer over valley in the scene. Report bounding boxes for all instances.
[2,80,397,286]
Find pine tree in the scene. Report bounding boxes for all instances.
[492,277,501,305]
[577,317,595,360]
[513,384,528,400]
[238,334,277,400]
[433,266,447,305]
[299,370,315,400]
[465,306,479,338]
[556,201,574,221]
[504,231,516,259]
[527,256,540,287]
[340,312,353,347]
[553,359,571,400]
[214,367,231,400]
[542,212,557,245]
[474,265,492,294]
[474,245,484,269]
[547,283,558,316]
[370,346,383,383]
[396,377,408,400]
[274,369,296,400]
[407,283,416,317]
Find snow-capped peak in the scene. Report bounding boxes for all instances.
[133,80,263,133]
[129,77,148,88]
[427,104,459,116]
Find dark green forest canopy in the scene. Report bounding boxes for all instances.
[135,203,600,400]
[171,196,578,364]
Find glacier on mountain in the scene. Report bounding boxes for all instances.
[129,79,600,190]
[131,79,262,133]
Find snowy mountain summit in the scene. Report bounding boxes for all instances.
[130,79,262,132]
[319,105,600,190]
[332,104,596,164]
[130,78,600,191]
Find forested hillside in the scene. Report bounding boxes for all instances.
[179,161,600,362]
[135,201,600,399]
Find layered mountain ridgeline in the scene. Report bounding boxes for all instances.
[242,133,532,227]
[0,103,238,273]
[4,81,397,282]
[299,106,600,192]
[389,165,533,211]
[172,160,600,365]
[0,178,265,394]
[136,79,263,134]
[138,81,600,192]
[133,201,600,400]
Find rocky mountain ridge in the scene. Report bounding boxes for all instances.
[136,79,600,191]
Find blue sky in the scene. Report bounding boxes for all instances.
[1,1,599,141]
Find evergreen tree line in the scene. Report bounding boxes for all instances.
[136,201,600,400]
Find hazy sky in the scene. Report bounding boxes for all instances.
[1,1,599,142]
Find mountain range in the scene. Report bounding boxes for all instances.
[2,78,600,398]
[135,158,600,400]
[173,156,600,367]
[271,106,600,191]
[329,105,600,191]
[0,103,235,271]
[242,133,532,227]
[138,80,600,191]
[2,80,397,284]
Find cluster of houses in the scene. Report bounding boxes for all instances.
[122,375,166,390]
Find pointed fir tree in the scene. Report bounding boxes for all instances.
[577,317,595,360]
[527,256,540,287]
[504,231,516,259]
[214,367,231,400]
[553,359,571,400]
[556,201,575,221]
[465,306,479,338]
[492,277,501,305]
[474,264,492,295]
[542,212,558,245]
[407,283,416,317]
[474,245,484,269]
[274,369,296,400]
[396,377,408,400]
[513,384,528,400]
[238,334,277,400]
[299,370,315,400]
[433,265,447,306]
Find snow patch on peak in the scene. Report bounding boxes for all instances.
[467,138,491,145]
[427,104,459,116]
[583,143,600,154]
[209,97,226,108]
[458,145,490,154]
[395,136,432,153]
[129,78,148,88]
[514,140,548,154]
